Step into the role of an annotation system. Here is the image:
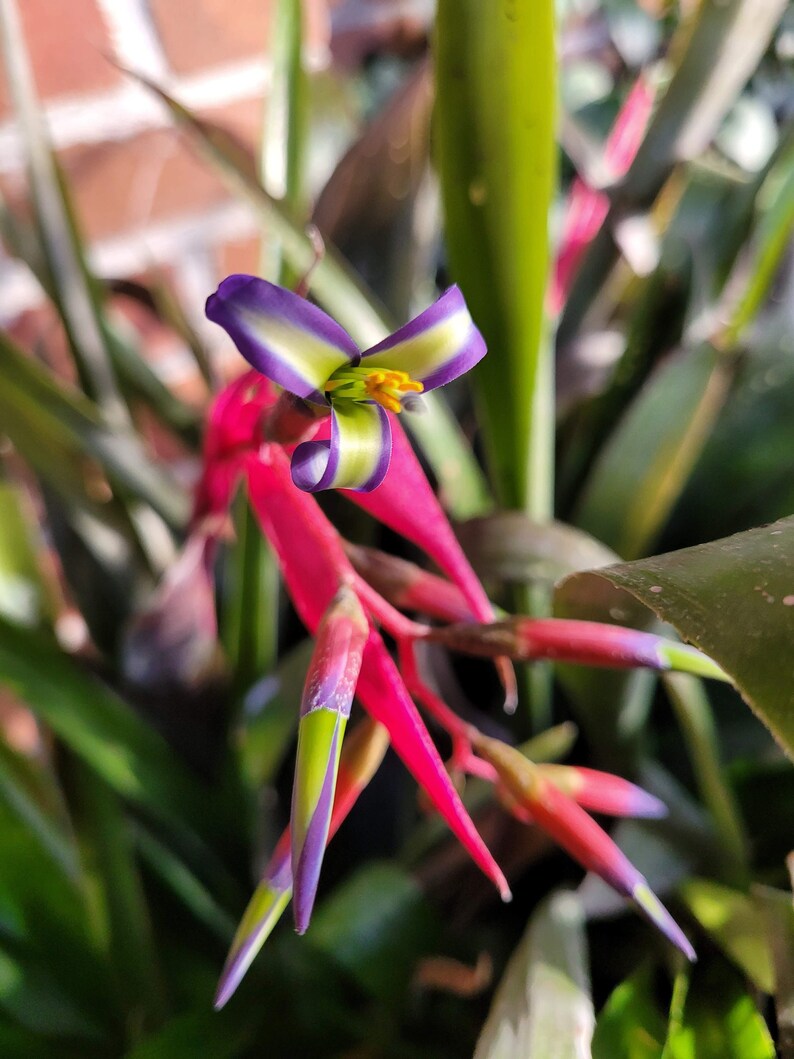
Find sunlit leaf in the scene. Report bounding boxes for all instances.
[592,963,666,1059]
[435,0,556,516]
[475,891,593,1059]
[679,879,773,993]
[558,518,794,759]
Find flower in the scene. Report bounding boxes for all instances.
[205,277,486,492]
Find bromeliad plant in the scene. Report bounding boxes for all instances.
[199,276,722,1004]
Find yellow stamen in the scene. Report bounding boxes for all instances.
[363,369,424,414]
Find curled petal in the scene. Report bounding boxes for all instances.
[361,285,486,390]
[206,275,358,402]
[291,401,391,492]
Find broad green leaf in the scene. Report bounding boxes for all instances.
[679,879,773,993]
[309,862,437,1003]
[592,964,666,1059]
[662,959,775,1059]
[553,550,657,770]
[558,518,794,759]
[474,891,593,1059]
[435,0,556,516]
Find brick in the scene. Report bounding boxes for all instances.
[216,234,262,277]
[58,96,262,241]
[151,0,273,74]
[0,0,119,119]
[60,129,226,241]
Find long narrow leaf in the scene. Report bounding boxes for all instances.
[435,0,557,516]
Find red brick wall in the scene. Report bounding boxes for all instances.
[0,0,332,386]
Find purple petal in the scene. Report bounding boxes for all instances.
[291,402,391,492]
[206,275,358,402]
[360,285,486,391]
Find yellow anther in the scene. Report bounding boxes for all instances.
[325,365,424,412]
[363,369,424,413]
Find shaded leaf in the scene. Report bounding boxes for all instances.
[309,863,437,1004]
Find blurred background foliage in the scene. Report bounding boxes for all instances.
[0,0,792,1055]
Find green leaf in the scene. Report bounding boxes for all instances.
[236,638,311,788]
[0,798,117,1040]
[574,345,735,560]
[0,481,51,626]
[593,964,666,1059]
[435,0,556,516]
[663,674,748,879]
[754,884,794,1058]
[309,862,437,1003]
[0,738,78,879]
[553,550,657,771]
[562,0,788,334]
[222,494,280,720]
[67,763,167,1037]
[474,891,593,1059]
[0,330,188,529]
[457,514,617,588]
[662,959,775,1059]
[679,879,773,993]
[0,617,209,833]
[558,518,794,759]
[0,0,127,425]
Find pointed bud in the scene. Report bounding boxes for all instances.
[344,542,472,622]
[537,765,667,819]
[291,584,369,934]
[425,617,727,681]
[215,719,389,1009]
[473,733,695,961]
[214,834,292,1010]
